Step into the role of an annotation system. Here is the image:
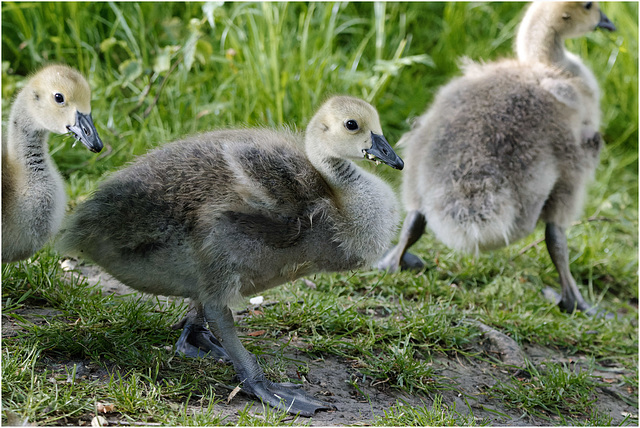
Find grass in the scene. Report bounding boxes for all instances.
[2,1,638,426]
[488,360,600,419]
[372,395,485,426]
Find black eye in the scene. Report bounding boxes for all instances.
[584,2,593,10]
[54,93,65,104]
[344,119,359,131]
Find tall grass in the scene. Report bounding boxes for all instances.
[3,2,431,178]
[4,3,635,175]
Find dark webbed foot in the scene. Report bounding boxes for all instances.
[376,245,404,272]
[240,375,335,417]
[376,210,426,272]
[175,321,231,361]
[400,251,426,271]
[172,301,231,361]
[544,223,614,319]
[542,287,614,319]
[378,248,425,272]
[205,305,335,417]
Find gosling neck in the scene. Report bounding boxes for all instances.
[7,91,53,177]
[304,140,398,263]
[304,140,363,192]
[516,12,569,68]
[318,157,362,190]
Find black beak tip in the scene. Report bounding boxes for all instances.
[71,111,104,154]
[599,22,616,32]
[89,140,104,153]
[368,131,404,170]
[598,11,616,32]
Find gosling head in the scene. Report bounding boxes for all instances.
[306,96,404,170]
[24,64,103,153]
[544,2,616,38]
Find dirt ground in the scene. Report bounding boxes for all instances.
[3,263,638,426]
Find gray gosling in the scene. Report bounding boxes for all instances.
[2,65,103,263]
[57,96,404,416]
[517,1,614,146]
[377,2,615,316]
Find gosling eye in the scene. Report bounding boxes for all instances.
[344,119,359,131]
[584,2,593,10]
[54,92,65,105]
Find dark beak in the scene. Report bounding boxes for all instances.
[67,111,103,153]
[597,10,616,32]
[363,131,404,170]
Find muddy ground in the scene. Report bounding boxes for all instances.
[3,263,638,426]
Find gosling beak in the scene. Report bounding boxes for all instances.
[67,111,104,153]
[363,131,404,170]
[597,10,616,32]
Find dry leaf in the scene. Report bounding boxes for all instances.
[247,330,266,337]
[227,385,241,404]
[96,402,115,413]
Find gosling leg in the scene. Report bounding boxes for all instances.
[205,304,335,417]
[376,210,426,272]
[173,300,230,362]
[544,223,608,317]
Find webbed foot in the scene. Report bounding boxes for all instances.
[376,245,403,272]
[175,322,231,362]
[377,248,425,272]
[542,287,614,319]
[399,251,426,271]
[240,375,335,417]
[376,210,426,273]
[544,223,614,319]
[205,305,336,417]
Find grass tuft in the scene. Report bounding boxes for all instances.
[488,360,600,420]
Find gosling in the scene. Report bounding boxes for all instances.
[57,96,403,416]
[517,1,615,145]
[377,2,615,316]
[2,64,103,263]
